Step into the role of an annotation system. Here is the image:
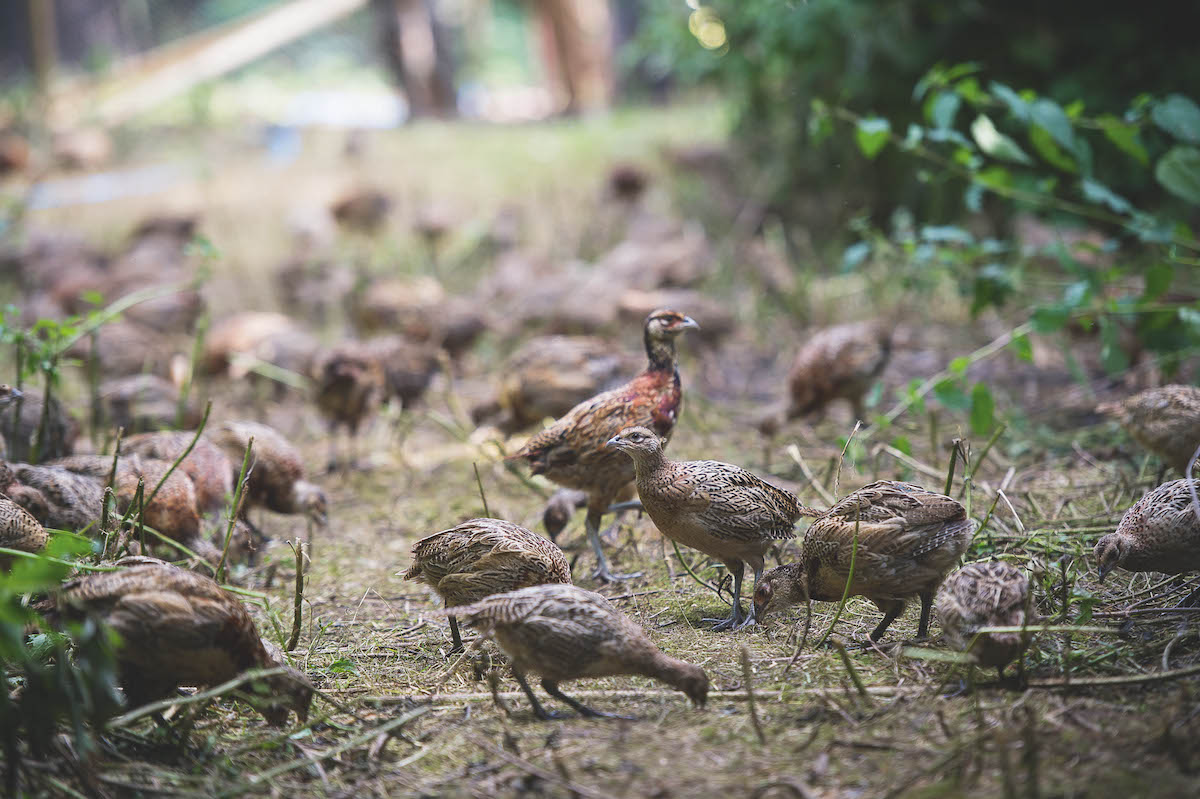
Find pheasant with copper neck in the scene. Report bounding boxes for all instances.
[510,309,698,582]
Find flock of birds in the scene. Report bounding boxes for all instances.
[2,296,1198,724]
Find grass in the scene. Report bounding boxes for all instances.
[3,101,1200,797]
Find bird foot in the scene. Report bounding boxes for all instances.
[706,614,755,632]
[591,566,642,583]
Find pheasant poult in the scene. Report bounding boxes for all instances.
[0,464,48,567]
[2,459,106,533]
[213,421,328,525]
[607,426,820,630]
[935,561,1030,678]
[311,342,386,471]
[402,518,571,651]
[785,321,892,424]
[122,431,235,516]
[1098,385,1200,477]
[449,583,708,719]
[39,557,312,724]
[754,481,975,642]
[511,309,698,582]
[1095,479,1200,600]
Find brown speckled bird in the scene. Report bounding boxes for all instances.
[511,310,698,582]
[450,583,708,719]
[754,481,975,642]
[1096,479,1200,598]
[935,561,1030,678]
[0,384,77,462]
[403,518,571,651]
[486,335,629,434]
[122,431,234,516]
[361,335,441,409]
[785,321,892,424]
[0,465,48,567]
[213,421,327,525]
[2,460,106,533]
[100,375,201,434]
[39,557,312,724]
[542,488,590,542]
[51,454,214,563]
[607,427,819,629]
[311,342,386,471]
[1098,385,1200,477]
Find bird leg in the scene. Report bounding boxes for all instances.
[606,499,644,514]
[586,507,640,582]
[542,679,634,720]
[512,670,563,720]
[448,615,464,654]
[709,561,754,631]
[325,427,340,474]
[868,600,905,642]
[915,591,934,640]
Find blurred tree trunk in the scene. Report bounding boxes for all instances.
[531,0,613,114]
[373,0,457,119]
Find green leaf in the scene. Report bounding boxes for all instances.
[1010,333,1034,363]
[1029,125,1077,173]
[949,356,969,375]
[989,82,1029,121]
[1063,280,1093,309]
[969,382,995,435]
[1179,307,1200,336]
[855,117,891,159]
[1030,98,1076,152]
[1080,178,1132,214]
[954,77,986,105]
[927,91,961,130]
[891,436,912,456]
[933,378,971,411]
[1155,146,1200,205]
[974,165,1012,190]
[1097,114,1148,165]
[920,225,974,245]
[970,115,1032,164]
[1151,94,1200,143]
[1142,263,1174,302]
[1031,306,1069,333]
[325,658,358,675]
[970,264,1016,316]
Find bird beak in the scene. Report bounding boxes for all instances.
[605,436,621,449]
[1097,563,1111,583]
[681,316,700,330]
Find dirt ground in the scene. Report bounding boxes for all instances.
[5,104,1200,798]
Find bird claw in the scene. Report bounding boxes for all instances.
[591,567,642,583]
[706,614,755,632]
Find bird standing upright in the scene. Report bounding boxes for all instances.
[510,309,698,582]
[606,426,820,629]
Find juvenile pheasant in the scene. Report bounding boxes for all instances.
[3,460,106,533]
[0,466,47,567]
[311,342,386,471]
[39,557,312,724]
[607,426,818,629]
[1096,479,1200,600]
[511,309,698,582]
[754,481,975,642]
[403,518,571,651]
[450,583,708,719]
[213,421,328,525]
[784,321,892,424]
[486,335,629,434]
[122,431,234,516]
[936,561,1030,678]
[1098,385,1200,477]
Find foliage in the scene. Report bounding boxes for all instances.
[1,538,121,794]
[635,0,1200,231]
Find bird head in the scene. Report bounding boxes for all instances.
[605,427,665,459]
[676,663,709,708]
[295,480,329,526]
[1093,533,1127,583]
[0,384,23,410]
[753,563,808,620]
[257,666,315,726]
[644,309,699,341]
